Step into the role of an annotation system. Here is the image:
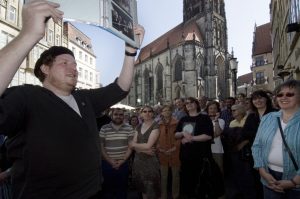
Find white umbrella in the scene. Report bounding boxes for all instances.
[111,103,135,110]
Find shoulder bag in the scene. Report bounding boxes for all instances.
[277,117,299,170]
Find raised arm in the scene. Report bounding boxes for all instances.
[117,25,145,91]
[0,0,63,95]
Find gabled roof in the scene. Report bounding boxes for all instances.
[237,72,253,86]
[252,22,272,56]
[136,18,203,64]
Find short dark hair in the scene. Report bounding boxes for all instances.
[274,79,300,96]
[34,46,74,82]
[111,108,124,115]
[129,115,139,126]
[205,101,221,113]
[186,97,201,112]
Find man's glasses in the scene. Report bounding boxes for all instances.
[142,110,153,113]
[276,92,295,98]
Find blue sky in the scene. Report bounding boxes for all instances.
[74,0,270,86]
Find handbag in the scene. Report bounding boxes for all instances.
[277,117,299,170]
[195,157,225,198]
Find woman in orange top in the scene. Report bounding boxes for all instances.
[157,105,181,199]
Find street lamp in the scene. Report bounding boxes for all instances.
[230,57,238,97]
[137,98,141,106]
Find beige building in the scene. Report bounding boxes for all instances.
[271,0,300,84]
[64,22,99,89]
[251,22,274,92]
[0,0,99,89]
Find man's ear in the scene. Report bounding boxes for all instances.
[40,64,49,75]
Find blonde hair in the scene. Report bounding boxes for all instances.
[231,104,246,115]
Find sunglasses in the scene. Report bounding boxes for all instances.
[276,92,295,98]
[142,110,153,113]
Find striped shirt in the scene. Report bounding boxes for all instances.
[99,122,135,160]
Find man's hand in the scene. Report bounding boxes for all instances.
[21,1,63,42]
[0,171,9,184]
[107,159,119,169]
[114,159,126,170]
[125,25,145,53]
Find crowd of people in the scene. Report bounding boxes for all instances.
[49,81,299,199]
[0,1,300,199]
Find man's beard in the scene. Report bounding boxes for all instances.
[112,120,123,125]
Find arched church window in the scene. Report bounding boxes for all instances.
[175,86,181,99]
[215,56,225,97]
[134,73,139,104]
[174,57,182,81]
[156,64,164,98]
[143,68,150,103]
[143,68,153,104]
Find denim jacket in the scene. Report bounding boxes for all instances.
[252,108,300,185]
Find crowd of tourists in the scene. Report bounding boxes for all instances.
[0,1,300,199]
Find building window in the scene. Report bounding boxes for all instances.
[84,70,88,80]
[256,72,265,84]
[90,72,93,81]
[0,31,14,49]
[72,47,76,55]
[90,57,93,65]
[174,57,182,81]
[47,29,54,43]
[143,68,154,103]
[55,34,60,45]
[79,51,83,60]
[135,74,139,104]
[8,5,16,23]
[95,74,98,84]
[156,64,163,100]
[78,67,82,78]
[255,56,264,66]
[289,0,300,24]
[85,54,88,62]
[33,46,40,62]
[0,31,7,48]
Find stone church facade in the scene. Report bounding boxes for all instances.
[128,0,233,106]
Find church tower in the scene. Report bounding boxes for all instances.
[128,0,231,106]
[183,0,229,99]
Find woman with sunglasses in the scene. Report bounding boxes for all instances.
[130,105,161,199]
[175,97,215,198]
[252,80,300,198]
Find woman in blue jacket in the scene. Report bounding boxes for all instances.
[252,80,300,198]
